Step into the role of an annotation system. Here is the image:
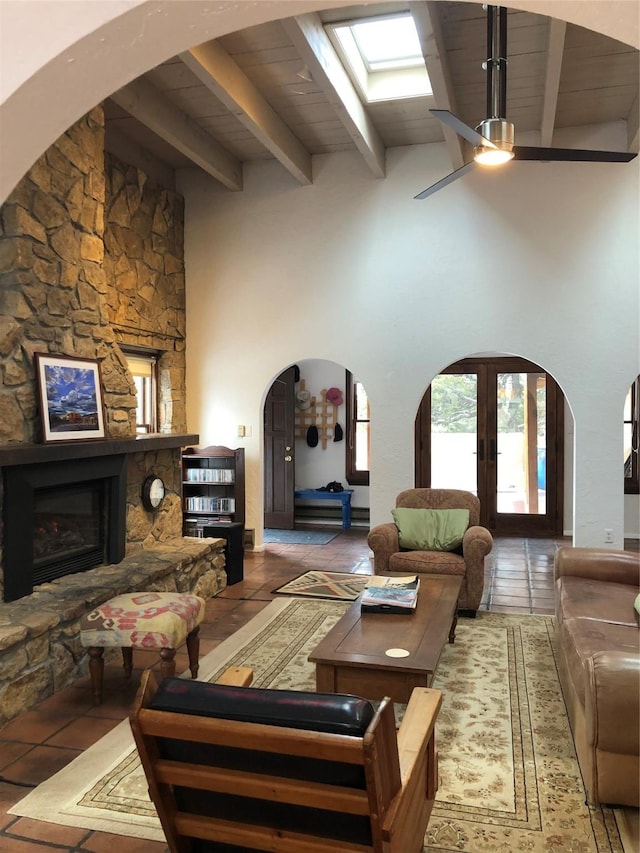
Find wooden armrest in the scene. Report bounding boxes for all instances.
[215,666,254,687]
[396,687,442,780]
[381,687,442,850]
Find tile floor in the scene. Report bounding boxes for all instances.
[0,530,636,852]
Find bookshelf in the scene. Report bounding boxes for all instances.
[181,445,245,536]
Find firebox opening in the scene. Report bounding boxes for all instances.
[2,453,127,602]
[33,481,107,585]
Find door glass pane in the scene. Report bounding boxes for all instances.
[354,381,370,472]
[497,373,546,514]
[430,373,478,493]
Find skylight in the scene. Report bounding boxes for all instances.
[352,16,423,72]
[327,13,432,103]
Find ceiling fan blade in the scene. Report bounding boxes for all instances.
[430,109,493,149]
[513,146,637,163]
[414,161,477,200]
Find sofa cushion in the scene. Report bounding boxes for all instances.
[389,549,465,576]
[557,576,638,627]
[391,507,469,551]
[558,622,639,711]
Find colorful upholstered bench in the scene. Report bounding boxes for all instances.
[80,591,206,704]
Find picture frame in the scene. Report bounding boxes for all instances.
[34,353,106,442]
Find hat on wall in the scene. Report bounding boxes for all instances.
[333,423,343,442]
[326,387,343,406]
[296,390,312,410]
[306,425,319,447]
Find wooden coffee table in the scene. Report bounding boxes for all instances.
[309,574,462,703]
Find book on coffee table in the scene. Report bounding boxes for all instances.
[361,575,419,613]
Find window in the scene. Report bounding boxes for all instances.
[125,351,158,434]
[624,376,639,494]
[345,371,370,486]
[327,13,432,103]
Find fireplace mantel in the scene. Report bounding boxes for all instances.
[0,433,199,467]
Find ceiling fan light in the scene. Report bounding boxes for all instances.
[474,145,514,166]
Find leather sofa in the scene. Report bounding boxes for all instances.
[554,547,640,807]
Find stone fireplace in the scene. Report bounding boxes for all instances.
[0,106,227,725]
[0,103,192,586]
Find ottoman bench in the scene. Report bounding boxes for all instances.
[80,591,206,704]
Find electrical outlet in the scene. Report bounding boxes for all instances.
[604,528,613,544]
[237,425,245,437]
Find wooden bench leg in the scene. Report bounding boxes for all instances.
[87,646,105,705]
[186,625,201,678]
[122,647,133,681]
[159,647,177,680]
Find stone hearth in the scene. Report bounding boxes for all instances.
[0,536,226,727]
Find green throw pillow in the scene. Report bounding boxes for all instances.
[391,507,470,552]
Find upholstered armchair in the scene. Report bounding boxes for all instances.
[368,488,493,615]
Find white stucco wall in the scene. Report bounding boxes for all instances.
[179,132,639,547]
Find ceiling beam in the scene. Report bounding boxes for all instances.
[282,13,386,179]
[110,77,242,190]
[181,41,313,186]
[410,1,466,170]
[540,19,566,147]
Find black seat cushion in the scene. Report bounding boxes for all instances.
[150,677,375,735]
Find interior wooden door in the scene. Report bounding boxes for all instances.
[264,366,296,529]
[415,357,564,536]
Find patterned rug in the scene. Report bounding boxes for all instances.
[263,528,338,545]
[10,599,631,851]
[272,569,369,600]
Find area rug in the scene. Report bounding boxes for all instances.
[263,528,338,545]
[272,569,369,600]
[10,599,630,852]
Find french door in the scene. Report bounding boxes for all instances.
[415,357,564,536]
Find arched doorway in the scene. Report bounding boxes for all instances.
[415,356,565,536]
[264,360,367,530]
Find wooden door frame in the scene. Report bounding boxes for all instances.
[415,357,564,536]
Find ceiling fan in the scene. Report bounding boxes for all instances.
[415,5,637,200]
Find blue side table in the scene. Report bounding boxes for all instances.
[294,489,354,529]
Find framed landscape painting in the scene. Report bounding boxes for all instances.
[35,353,106,442]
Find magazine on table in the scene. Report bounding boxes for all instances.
[361,575,419,613]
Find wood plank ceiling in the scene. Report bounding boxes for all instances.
[103,1,639,190]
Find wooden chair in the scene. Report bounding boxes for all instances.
[130,667,442,853]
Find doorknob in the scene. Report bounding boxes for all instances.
[284,455,292,462]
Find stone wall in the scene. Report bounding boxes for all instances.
[0,105,189,566]
[104,152,186,432]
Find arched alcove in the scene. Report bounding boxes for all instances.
[262,358,369,536]
[414,354,574,537]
